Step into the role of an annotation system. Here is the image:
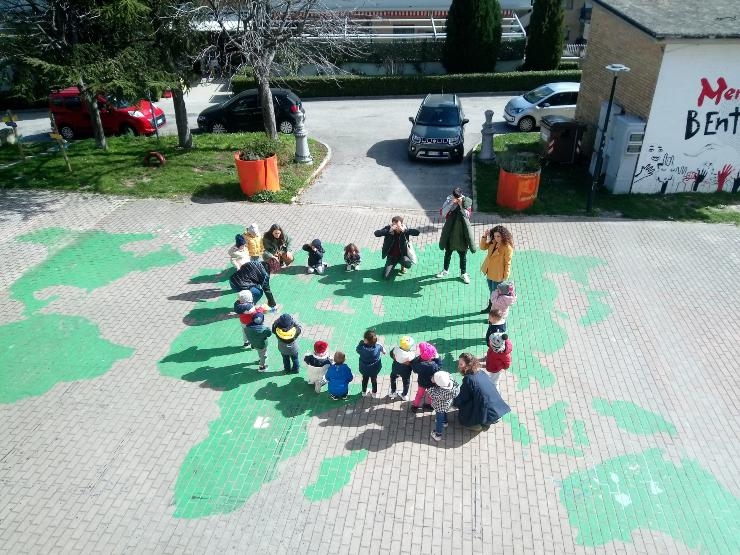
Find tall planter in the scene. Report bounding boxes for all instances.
[497,168,541,211]
[234,153,280,197]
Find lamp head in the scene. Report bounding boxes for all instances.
[606,63,630,74]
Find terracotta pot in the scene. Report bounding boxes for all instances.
[496,168,541,211]
[234,153,280,196]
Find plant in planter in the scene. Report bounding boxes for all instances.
[496,147,544,211]
[234,136,282,196]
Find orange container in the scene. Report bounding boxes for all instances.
[234,153,280,196]
[496,168,541,211]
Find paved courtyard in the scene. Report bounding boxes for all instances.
[0,190,739,554]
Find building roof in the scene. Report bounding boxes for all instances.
[593,0,740,39]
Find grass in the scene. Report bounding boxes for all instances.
[0,133,328,203]
[475,134,740,224]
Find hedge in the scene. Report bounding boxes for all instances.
[231,69,582,98]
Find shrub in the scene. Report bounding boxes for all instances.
[443,0,502,73]
[231,69,582,97]
[523,0,566,70]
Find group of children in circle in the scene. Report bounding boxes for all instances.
[226,219,518,442]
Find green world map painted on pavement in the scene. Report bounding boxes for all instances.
[158,229,615,519]
[1,228,183,403]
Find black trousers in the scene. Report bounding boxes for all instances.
[389,371,411,395]
[443,249,467,273]
[361,375,378,393]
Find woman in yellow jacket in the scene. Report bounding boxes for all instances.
[479,225,514,313]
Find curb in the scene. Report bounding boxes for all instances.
[291,138,332,203]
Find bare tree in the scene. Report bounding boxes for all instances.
[201,0,362,139]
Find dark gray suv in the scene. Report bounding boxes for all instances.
[407,94,469,163]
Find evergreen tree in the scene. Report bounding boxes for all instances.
[442,0,502,74]
[523,0,565,70]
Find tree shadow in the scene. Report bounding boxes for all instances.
[161,345,245,364]
[189,268,233,284]
[183,305,234,326]
[0,189,69,223]
[168,288,228,302]
[181,361,268,391]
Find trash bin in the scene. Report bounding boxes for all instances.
[540,115,586,164]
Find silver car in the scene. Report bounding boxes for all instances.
[503,82,580,132]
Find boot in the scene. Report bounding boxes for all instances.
[480,300,492,314]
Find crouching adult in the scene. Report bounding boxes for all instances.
[229,259,277,309]
[452,352,511,431]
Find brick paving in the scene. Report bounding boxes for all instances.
[0,190,739,554]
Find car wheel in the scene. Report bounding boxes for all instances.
[120,124,138,136]
[59,126,75,140]
[211,122,227,134]
[278,120,294,134]
[407,150,416,162]
[517,116,536,132]
[453,152,464,164]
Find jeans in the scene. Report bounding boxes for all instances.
[487,280,501,294]
[443,249,467,273]
[282,354,299,372]
[361,375,378,394]
[389,371,410,395]
[435,411,448,434]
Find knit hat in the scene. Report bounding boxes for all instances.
[433,371,452,389]
[238,290,253,302]
[418,342,438,362]
[246,223,259,235]
[398,336,415,352]
[251,312,264,326]
[497,281,514,295]
[235,234,246,248]
[314,340,329,357]
[310,238,323,251]
[489,333,508,352]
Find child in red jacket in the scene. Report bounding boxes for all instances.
[485,332,512,388]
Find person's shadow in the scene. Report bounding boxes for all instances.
[314,263,439,299]
[181,361,269,391]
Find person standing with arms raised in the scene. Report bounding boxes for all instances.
[436,187,477,284]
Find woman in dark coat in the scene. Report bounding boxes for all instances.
[437,187,477,284]
[452,352,510,431]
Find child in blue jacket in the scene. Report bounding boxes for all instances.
[356,329,386,398]
[325,351,353,400]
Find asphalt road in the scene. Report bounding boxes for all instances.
[10,82,516,211]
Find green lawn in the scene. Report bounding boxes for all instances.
[0,133,327,203]
[475,134,740,224]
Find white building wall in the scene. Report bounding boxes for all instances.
[631,40,740,194]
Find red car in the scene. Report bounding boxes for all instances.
[49,87,166,140]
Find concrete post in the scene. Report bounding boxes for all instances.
[294,111,313,164]
[479,110,495,161]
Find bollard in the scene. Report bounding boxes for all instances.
[293,111,313,164]
[479,109,495,161]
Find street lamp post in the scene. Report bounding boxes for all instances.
[587,63,630,212]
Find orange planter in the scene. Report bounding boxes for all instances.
[497,168,541,211]
[234,153,280,196]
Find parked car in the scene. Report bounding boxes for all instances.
[48,87,166,140]
[197,88,304,134]
[407,94,469,163]
[503,82,580,132]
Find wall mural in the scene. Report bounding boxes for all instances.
[632,43,740,195]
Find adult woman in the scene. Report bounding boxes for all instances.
[262,224,294,273]
[452,353,510,431]
[229,259,277,308]
[436,187,477,284]
[479,224,514,313]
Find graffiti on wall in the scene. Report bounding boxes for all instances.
[632,44,740,195]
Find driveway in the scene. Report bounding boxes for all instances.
[300,95,514,211]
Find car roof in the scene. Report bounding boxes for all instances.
[422,94,459,108]
[50,87,82,96]
[543,82,580,92]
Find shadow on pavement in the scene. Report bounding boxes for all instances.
[181,361,268,391]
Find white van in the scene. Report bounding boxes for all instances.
[503,82,580,132]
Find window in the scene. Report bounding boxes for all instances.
[64,97,82,110]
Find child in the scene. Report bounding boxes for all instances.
[302,239,326,274]
[388,336,416,401]
[485,309,507,347]
[244,223,263,262]
[272,313,302,374]
[410,342,442,413]
[234,290,260,347]
[485,333,513,387]
[427,370,460,441]
[228,234,251,269]
[304,340,333,393]
[325,351,353,400]
[344,243,361,271]
[356,329,386,398]
[491,281,517,320]
[244,312,272,371]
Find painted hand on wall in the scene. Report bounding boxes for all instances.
[732,172,740,194]
[716,164,734,192]
[634,164,655,182]
[692,168,707,192]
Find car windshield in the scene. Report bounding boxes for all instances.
[523,85,554,104]
[416,106,460,127]
[104,95,135,109]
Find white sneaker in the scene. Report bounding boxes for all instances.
[346,264,352,271]
[364,390,373,397]
[387,391,398,400]
[400,393,409,401]
[461,273,470,284]
[307,267,314,274]
[354,264,360,271]
[436,270,449,278]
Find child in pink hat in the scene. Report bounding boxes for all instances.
[409,342,442,413]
